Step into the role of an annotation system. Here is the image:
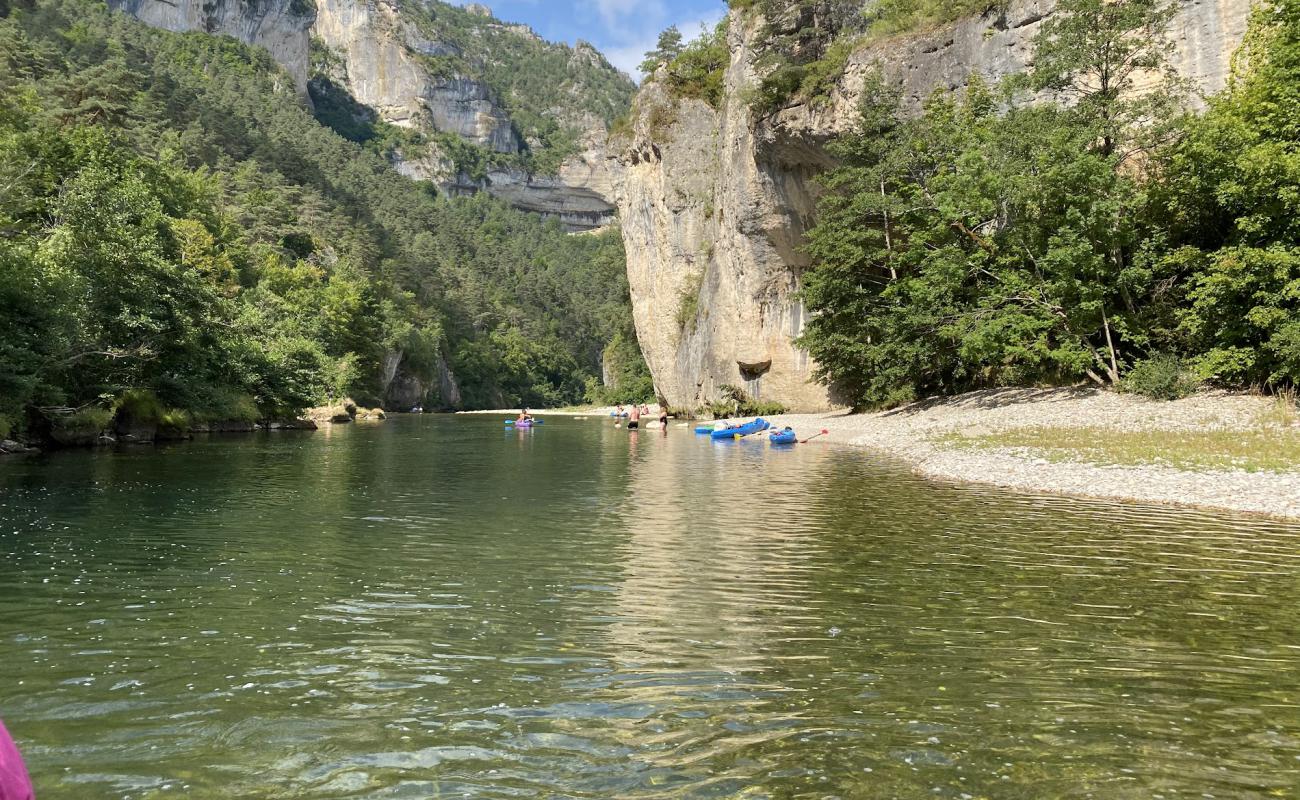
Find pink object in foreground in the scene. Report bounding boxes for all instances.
[0,721,34,800]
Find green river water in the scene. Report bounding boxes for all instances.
[2,415,1300,798]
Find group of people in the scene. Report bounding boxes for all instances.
[614,403,669,431]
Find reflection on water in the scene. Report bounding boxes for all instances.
[2,416,1300,798]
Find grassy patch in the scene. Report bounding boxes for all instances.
[676,271,705,332]
[940,426,1300,473]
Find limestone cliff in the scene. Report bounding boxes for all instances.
[112,0,633,231]
[309,0,630,230]
[615,0,1253,412]
[108,0,315,95]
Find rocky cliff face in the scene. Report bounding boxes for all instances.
[112,0,627,231]
[309,0,625,230]
[615,0,1253,412]
[108,0,315,95]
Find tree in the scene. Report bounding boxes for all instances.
[640,26,684,75]
[1029,0,1183,160]
[798,0,1191,408]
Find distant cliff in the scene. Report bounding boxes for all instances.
[614,0,1254,412]
[108,0,315,94]
[110,0,634,230]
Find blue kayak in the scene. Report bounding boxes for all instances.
[695,425,720,435]
[769,428,797,445]
[710,418,769,440]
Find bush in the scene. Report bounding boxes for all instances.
[676,271,704,332]
[157,409,192,438]
[115,389,165,423]
[0,415,11,440]
[1123,354,1197,400]
[194,391,261,423]
[709,384,787,417]
[53,407,115,433]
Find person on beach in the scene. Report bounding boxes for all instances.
[0,720,34,800]
[615,404,625,418]
[627,404,641,431]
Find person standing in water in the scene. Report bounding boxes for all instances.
[627,404,641,431]
[0,720,34,800]
[658,404,669,428]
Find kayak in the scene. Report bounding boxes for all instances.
[694,425,718,435]
[710,418,769,440]
[507,419,534,428]
[770,428,797,445]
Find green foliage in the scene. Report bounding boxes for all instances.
[192,391,261,424]
[676,271,705,331]
[709,384,787,417]
[1153,0,1300,390]
[0,0,646,433]
[156,409,192,436]
[865,0,1003,37]
[389,1,636,175]
[744,1,869,115]
[586,326,656,405]
[52,407,114,433]
[1123,354,1196,400]
[115,389,166,423]
[641,26,685,75]
[798,0,1195,409]
[800,0,1300,408]
[650,20,730,109]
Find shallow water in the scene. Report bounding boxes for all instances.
[2,415,1300,798]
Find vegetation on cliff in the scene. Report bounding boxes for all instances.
[725,0,1003,115]
[311,0,636,178]
[798,0,1300,409]
[0,0,645,440]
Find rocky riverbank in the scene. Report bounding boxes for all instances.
[764,388,1300,521]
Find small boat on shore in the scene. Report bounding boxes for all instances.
[710,418,770,440]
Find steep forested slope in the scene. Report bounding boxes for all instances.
[0,0,647,442]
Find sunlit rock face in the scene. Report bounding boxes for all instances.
[614,0,1252,412]
[108,0,316,95]
[112,0,623,231]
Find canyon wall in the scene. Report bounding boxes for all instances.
[111,0,623,231]
[108,0,315,95]
[614,0,1253,411]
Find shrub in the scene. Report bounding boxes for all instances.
[114,389,165,423]
[194,391,261,423]
[676,271,705,332]
[157,410,193,438]
[712,384,788,417]
[1123,354,1197,401]
[0,415,11,440]
[53,407,115,433]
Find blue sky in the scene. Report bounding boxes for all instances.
[454,0,728,79]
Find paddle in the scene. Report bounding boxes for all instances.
[800,429,830,444]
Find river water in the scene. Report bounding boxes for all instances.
[2,415,1299,798]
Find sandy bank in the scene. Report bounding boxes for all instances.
[763,388,1300,521]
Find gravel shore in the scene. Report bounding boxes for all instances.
[761,388,1300,521]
